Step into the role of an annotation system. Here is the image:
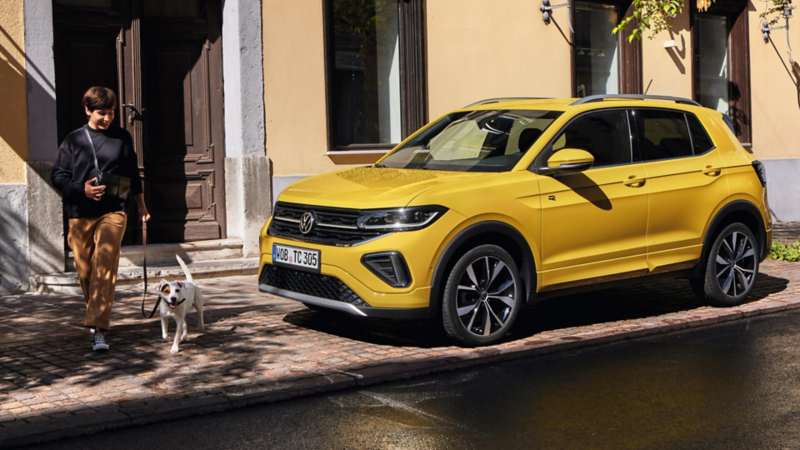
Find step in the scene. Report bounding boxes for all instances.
[33,257,260,295]
[67,238,245,270]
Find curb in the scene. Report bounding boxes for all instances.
[3,295,799,448]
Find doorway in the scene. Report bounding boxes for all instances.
[54,0,227,244]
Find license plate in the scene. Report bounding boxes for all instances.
[272,244,321,272]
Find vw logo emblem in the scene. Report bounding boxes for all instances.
[299,211,316,235]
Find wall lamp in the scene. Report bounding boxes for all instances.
[762,4,796,51]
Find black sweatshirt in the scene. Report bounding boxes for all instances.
[52,125,143,218]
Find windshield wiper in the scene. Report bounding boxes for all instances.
[374,163,386,168]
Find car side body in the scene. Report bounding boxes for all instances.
[259,96,772,345]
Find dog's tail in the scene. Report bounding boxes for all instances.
[176,255,194,283]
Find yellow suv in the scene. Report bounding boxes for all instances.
[259,95,772,346]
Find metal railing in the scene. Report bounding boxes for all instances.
[464,97,551,107]
[570,94,701,107]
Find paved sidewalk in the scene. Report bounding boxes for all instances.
[0,260,798,448]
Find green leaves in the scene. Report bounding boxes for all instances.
[769,240,800,262]
[760,0,792,26]
[613,0,688,41]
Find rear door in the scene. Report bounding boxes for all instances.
[634,109,728,272]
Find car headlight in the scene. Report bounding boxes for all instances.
[356,206,448,232]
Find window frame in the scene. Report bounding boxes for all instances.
[570,0,643,97]
[691,0,752,146]
[321,0,428,153]
[531,107,719,174]
[630,108,717,163]
[531,107,637,173]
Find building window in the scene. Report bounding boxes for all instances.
[572,1,642,97]
[694,15,730,115]
[692,1,751,143]
[574,2,620,97]
[324,0,427,150]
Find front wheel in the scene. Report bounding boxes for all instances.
[442,245,522,346]
[692,223,759,307]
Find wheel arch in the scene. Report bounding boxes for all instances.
[695,200,769,277]
[429,221,537,318]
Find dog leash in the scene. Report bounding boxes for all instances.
[140,220,161,318]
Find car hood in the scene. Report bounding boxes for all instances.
[277,167,484,209]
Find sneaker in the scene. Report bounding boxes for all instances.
[92,331,109,352]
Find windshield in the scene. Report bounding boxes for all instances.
[377,110,562,172]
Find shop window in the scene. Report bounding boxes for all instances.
[572,1,642,97]
[324,0,427,150]
[692,1,751,143]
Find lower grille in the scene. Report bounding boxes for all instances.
[259,264,370,307]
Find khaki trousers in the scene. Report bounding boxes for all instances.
[68,211,127,331]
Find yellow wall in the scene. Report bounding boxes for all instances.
[0,0,28,184]
[426,0,572,119]
[262,0,364,177]
[261,2,799,178]
[642,13,692,98]
[749,7,800,159]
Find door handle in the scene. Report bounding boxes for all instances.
[702,166,722,176]
[122,103,143,125]
[623,176,646,187]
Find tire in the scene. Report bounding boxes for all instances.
[442,245,522,346]
[692,223,759,307]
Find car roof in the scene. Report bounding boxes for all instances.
[460,95,709,114]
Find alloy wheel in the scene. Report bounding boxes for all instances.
[714,230,757,298]
[454,256,517,338]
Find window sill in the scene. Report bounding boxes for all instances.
[326,148,392,165]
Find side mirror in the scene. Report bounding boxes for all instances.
[541,149,594,175]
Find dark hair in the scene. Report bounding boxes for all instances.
[82,87,117,112]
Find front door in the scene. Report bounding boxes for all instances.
[538,109,649,290]
[53,0,226,244]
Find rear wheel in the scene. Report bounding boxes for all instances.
[692,223,759,307]
[442,245,522,346]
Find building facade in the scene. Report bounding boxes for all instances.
[1,0,798,294]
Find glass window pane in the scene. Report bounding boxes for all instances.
[381,110,562,172]
[553,110,631,167]
[574,2,619,97]
[636,110,693,161]
[332,0,402,146]
[686,114,715,154]
[695,15,729,115]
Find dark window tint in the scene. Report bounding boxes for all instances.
[552,110,631,167]
[687,114,714,154]
[635,109,693,161]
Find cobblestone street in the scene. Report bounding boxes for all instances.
[0,259,798,447]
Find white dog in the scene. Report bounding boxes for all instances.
[157,255,205,354]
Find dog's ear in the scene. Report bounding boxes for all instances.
[156,283,165,295]
[177,281,184,289]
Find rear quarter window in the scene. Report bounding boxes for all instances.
[686,114,715,154]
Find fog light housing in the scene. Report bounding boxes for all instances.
[362,252,412,288]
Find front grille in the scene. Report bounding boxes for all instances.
[259,264,370,307]
[268,202,386,246]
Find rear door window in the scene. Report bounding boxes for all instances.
[634,109,693,161]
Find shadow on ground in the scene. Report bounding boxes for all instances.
[283,273,791,348]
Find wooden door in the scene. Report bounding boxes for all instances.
[54,0,226,245]
[139,0,226,243]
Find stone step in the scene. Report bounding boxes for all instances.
[33,257,260,295]
[67,238,245,270]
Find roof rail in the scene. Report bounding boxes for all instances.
[464,97,550,107]
[570,94,701,107]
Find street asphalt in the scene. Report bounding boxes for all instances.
[20,308,800,450]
